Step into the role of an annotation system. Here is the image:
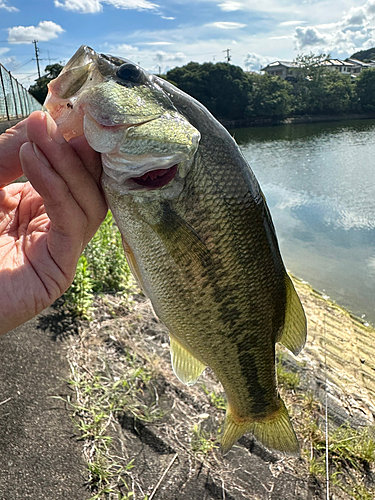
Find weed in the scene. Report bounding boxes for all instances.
[64,255,94,319]
[276,356,300,391]
[67,342,163,499]
[191,423,217,454]
[201,384,226,411]
[64,211,132,317]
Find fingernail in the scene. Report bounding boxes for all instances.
[32,142,51,167]
[45,112,65,144]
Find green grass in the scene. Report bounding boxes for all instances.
[65,346,163,499]
[191,423,218,454]
[201,384,226,411]
[64,211,132,318]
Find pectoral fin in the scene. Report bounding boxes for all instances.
[151,202,211,268]
[221,398,299,456]
[169,334,206,386]
[277,275,307,355]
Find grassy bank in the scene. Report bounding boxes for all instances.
[60,213,375,499]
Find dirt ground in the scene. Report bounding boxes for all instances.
[60,277,375,500]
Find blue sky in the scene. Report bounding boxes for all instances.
[1,0,375,87]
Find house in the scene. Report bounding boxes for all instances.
[261,58,375,79]
[319,59,362,74]
[260,61,300,79]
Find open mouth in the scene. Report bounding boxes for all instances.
[131,164,178,190]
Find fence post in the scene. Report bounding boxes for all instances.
[16,80,25,118]
[8,71,19,118]
[0,64,10,121]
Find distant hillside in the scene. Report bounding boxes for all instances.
[350,46,375,62]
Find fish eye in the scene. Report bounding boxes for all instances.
[116,63,144,83]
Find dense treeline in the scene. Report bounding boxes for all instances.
[165,55,375,123]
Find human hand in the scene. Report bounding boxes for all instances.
[0,111,107,335]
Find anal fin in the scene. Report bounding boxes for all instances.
[278,275,307,355]
[169,335,206,386]
[220,398,299,456]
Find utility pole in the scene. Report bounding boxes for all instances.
[33,40,41,79]
[223,48,231,64]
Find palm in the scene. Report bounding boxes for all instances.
[0,183,73,331]
[0,111,107,335]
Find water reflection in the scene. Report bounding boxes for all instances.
[234,119,375,324]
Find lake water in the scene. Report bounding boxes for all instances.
[233,119,375,326]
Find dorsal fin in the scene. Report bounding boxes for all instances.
[169,334,206,386]
[278,275,307,355]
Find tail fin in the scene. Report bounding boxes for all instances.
[220,398,299,456]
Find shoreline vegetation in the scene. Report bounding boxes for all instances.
[162,53,375,130]
[59,213,375,499]
[221,111,375,130]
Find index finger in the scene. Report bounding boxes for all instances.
[0,117,28,186]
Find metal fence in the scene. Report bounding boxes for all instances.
[0,62,41,121]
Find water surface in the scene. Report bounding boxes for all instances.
[233,119,375,325]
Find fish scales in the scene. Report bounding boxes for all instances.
[45,46,307,455]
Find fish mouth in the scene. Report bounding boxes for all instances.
[130,164,178,190]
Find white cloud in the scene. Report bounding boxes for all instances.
[218,1,243,11]
[105,0,158,9]
[279,20,307,26]
[244,52,273,71]
[0,0,18,11]
[7,21,65,44]
[292,0,375,55]
[294,26,326,48]
[143,41,173,45]
[55,0,158,12]
[54,0,102,12]
[343,7,367,27]
[208,21,246,29]
[161,16,174,19]
[0,47,10,56]
[154,51,185,63]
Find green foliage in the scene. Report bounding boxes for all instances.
[350,46,375,62]
[202,384,227,410]
[67,344,160,499]
[165,54,375,122]
[276,363,300,390]
[84,211,131,294]
[191,423,218,454]
[64,255,94,319]
[246,73,293,119]
[355,68,375,112]
[64,211,131,318]
[166,62,252,120]
[29,63,64,104]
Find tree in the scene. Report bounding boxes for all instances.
[246,74,293,119]
[166,62,252,120]
[291,53,330,114]
[320,71,354,114]
[29,63,64,104]
[350,47,375,62]
[354,68,375,112]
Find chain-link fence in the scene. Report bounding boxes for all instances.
[0,63,41,121]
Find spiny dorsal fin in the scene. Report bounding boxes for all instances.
[278,275,307,355]
[169,334,206,386]
[220,398,299,456]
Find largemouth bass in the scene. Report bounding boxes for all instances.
[45,46,307,455]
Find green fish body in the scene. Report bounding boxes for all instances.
[45,46,307,455]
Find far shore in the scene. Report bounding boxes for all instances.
[221,112,375,129]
